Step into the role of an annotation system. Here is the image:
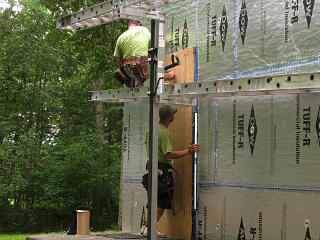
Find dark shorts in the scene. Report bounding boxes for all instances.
[142,172,174,210]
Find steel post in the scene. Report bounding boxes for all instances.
[147,18,159,240]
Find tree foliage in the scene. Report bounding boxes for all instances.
[0,0,127,233]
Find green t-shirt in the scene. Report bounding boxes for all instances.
[114,26,151,60]
[145,124,173,166]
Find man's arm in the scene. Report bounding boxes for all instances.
[165,144,199,159]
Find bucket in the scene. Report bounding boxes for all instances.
[76,210,90,236]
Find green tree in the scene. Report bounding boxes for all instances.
[0,0,126,232]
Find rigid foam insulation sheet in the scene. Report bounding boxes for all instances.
[214,93,320,188]
[197,99,216,183]
[198,0,320,80]
[122,182,147,233]
[198,187,320,240]
[197,93,320,238]
[235,0,320,78]
[121,102,148,233]
[197,0,235,80]
[162,0,320,80]
[121,0,320,236]
[162,0,196,54]
[122,102,149,179]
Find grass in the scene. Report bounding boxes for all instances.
[0,234,26,240]
[0,232,66,240]
[0,230,118,240]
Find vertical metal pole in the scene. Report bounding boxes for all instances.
[192,109,199,240]
[193,111,198,210]
[147,18,159,240]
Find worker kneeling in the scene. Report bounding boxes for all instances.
[113,20,175,88]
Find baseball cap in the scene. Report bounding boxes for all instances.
[159,105,178,120]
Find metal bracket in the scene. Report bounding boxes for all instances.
[164,54,180,71]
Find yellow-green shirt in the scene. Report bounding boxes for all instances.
[145,124,173,166]
[114,26,151,60]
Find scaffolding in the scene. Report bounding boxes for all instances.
[56,1,320,239]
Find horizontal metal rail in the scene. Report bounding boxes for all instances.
[87,72,320,104]
[55,0,183,30]
[87,86,150,102]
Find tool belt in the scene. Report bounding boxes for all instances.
[142,162,174,193]
[113,56,149,87]
[113,66,130,86]
[142,161,175,214]
[122,56,148,65]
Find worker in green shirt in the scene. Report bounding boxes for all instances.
[113,20,150,87]
[113,20,175,88]
[141,105,199,236]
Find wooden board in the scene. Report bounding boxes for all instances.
[158,47,195,240]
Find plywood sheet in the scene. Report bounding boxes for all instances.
[158,47,195,240]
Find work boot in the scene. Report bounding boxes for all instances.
[140,227,166,238]
[156,230,166,238]
[140,226,147,236]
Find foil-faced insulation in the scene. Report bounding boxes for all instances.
[121,102,148,233]
[198,187,320,240]
[161,0,320,80]
[120,0,320,238]
[197,0,235,80]
[197,93,320,239]
[162,0,197,54]
[198,94,320,188]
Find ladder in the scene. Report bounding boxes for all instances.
[56,1,320,240]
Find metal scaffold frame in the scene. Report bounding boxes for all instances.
[56,1,320,240]
[87,72,320,103]
[56,1,177,240]
[56,0,183,30]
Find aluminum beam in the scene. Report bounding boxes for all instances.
[55,0,183,30]
[87,72,320,103]
[176,72,320,97]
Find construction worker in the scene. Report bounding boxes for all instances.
[113,20,175,88]
[141,105,199,236]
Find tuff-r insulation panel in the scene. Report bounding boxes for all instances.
[198,93,320,188]
[121,0,320,238]
[197,93,320,238]
[198,187,320,240]
[162,0,196,54]
[162,0,320,80]
[197,0,235,80]
[121,183,147,233]
[235,0,320,78]
[122,102,148,179]
[121,102,149,233]
[197,99,216,183]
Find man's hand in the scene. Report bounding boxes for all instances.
[164,71,175,81]
[188,144,199,154]
[165,144,199,159]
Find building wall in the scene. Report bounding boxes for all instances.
[121,0,320,239]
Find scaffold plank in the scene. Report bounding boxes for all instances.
[87,72,320,103]
[55,0,183,30]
